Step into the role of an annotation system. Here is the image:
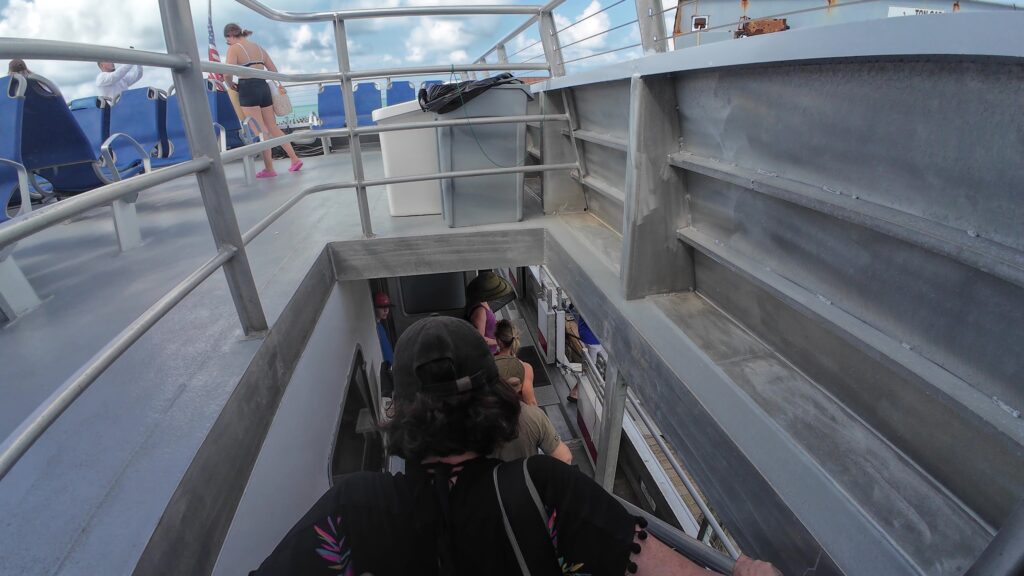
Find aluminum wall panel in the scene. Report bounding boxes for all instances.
[572,80,631,141]
[684,171,1024,412]
[675,61,1024,252]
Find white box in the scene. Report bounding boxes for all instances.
[372,100,442,217]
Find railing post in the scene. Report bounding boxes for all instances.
[496,43,508,64]
[538,10,566,77]
[333,17,375,238]
[158,0,268,336]
[595,363,627,491]
[634,0,669,54]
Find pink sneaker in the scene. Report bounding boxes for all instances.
[256,169,277,179]
[289,160,303,173]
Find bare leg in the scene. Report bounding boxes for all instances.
[242,105,273,171]
[261,106,300,163]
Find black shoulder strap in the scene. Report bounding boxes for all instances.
[493,458,561,576]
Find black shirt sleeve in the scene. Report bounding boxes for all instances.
[527,455,642,575]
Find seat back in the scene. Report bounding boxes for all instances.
[207,87,244,148]
[20,76,96,171]
[315,84,345,130]
[155,93,191,165]
[386,81,415,105]
[110,87,167,158]
[1,75,27,221]
[354,82,382,126]
[70,98,111,154]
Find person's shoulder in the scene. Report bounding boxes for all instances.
[329,471,404,508]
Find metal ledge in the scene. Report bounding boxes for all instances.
[676,225,1024,445]
[532,11,1024,92]
[561,127,627,152]
[0,39,190,70]
[572,172,625,204]
[669,150,1024,290]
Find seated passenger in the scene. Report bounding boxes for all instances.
[493,319,537,405]
[495,376,572,465]
[251,316,781,576]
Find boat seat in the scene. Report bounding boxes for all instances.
[353,82,381,127]
[152,81,238,168]
[109,87,168,160]
[313,84,346,130]
[386,80,416,106]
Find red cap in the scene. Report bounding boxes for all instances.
[374,292,393,308]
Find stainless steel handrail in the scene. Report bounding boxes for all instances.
[221,115,570,163]
[616,497,736,575]
[241,163,579,245]
[0,158,211,250]
[203,61,548,83]
[628,390,742,559]
[100,133,154,181]
[478,0,569,61]
[0,38,190,70]
[0,158,32,219]
[235,0,542,22]
[0,246,237,482]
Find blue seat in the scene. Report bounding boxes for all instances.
[109,87,167,159]
[314,84,345,130]
[0,75,140,197]
[151,82,241,168]
[386,81,415,105]
[70,98,111,156]
[207,87,244,149]
[1,75,29,222]
[354,82,382,127]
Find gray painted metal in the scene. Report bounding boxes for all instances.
[620,75,692,299]
[594,364,626,491]
[545,225,896,575]
[633,0,668,54]
[533,12,1024,91]
[965,501,1024,576]
[0,256,40,321]
[329,229,545,280]
[0,247,235,482]
[236,0,542,22]
[678,225,1024,533]
[0,38,189,69]
[0,159,211,250]
[538,11,566,77]
[560,127,626,152]
[616,498,734,575]
[628,392,740,559]
[162,0,267,336]
[133,249,336,576]
[333,19,374,238]
[669,150,1024,291]
[539,93,587,214]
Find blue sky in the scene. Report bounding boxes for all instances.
[0,0,652,107]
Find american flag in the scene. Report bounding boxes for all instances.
[207,0,225,89]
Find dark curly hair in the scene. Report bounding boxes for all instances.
[385,359,520,462]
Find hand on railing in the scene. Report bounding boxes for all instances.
[732,556,783,576]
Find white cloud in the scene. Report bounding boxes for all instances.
[0,0,171,99]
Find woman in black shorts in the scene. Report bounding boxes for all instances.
[224,23,302,178]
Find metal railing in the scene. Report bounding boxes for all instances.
[0,0,579,483]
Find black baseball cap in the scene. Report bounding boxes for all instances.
[393,316,498,402]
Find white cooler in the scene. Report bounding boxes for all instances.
[372,100,442,216]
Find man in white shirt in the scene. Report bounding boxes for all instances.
[95,61,143,101]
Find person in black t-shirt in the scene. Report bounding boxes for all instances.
[251,316,780,576]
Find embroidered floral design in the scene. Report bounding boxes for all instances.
[547,508,589,575]
[314,516,354,574]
